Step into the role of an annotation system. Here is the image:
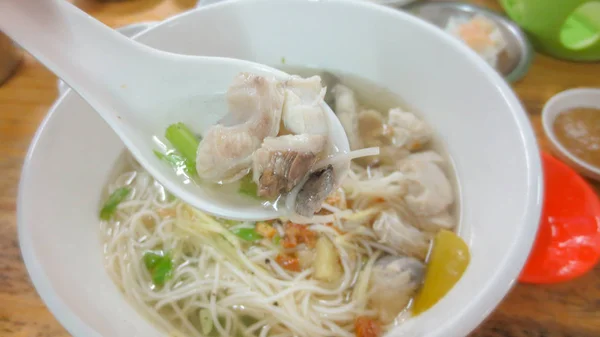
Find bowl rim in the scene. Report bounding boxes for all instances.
[541,88,600,179]
[17,0,544,336]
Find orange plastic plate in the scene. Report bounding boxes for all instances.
[520,152,600,284]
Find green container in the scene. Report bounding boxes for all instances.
[500,0,600,61]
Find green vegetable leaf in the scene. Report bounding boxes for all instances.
[239,174,259,198]
[153,149,184,166]
[99,187,131,220]
[153,150,196,175]
[143,251,161,269]
[143,251,173,287]
[230,227,262,242]
[165,123,200,165]
[272,234,281,245]
[218,218,239,227]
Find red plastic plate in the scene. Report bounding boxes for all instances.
[520,152,600,284]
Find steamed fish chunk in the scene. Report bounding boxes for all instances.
[256,134,326,157]
[388,108,432,152]
[196,127,263,182]
[369,256,425,323]
[282,76,329,136]
[331,84,363,150]
[226,73,285,139]
[372,209,430,258]
[295,165,335,217]
[252,134,326,198]
[356,108,392,165]
[195,73,285,183]
[357,109,390,147]
[398,152,454,216]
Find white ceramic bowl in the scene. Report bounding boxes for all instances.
[542,88,600,182]
[18,0,543,336]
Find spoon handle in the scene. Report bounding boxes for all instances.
[0,0,151,97]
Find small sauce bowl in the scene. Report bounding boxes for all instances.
[542,88,600,182]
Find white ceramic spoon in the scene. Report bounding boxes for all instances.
[0,0,350,221]
[56,21,158,96]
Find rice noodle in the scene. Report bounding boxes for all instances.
[102,160,384,337]
[313,147,380,171]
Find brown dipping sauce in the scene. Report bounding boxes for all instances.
[553,108,600,168]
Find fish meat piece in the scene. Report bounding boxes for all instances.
[372,209,430,258]
[387,108,432,152]
[282,75,329,136]
[398,153,454,216]
[294,165,335,217]
[332,84,363,150]
[195,73,285,183]
[252,134,326,198]
[369,255,425,323]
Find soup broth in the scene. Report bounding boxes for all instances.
[100,68,461,337]
[553,107,600,168]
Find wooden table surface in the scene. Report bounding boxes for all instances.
[1,0,600,336]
